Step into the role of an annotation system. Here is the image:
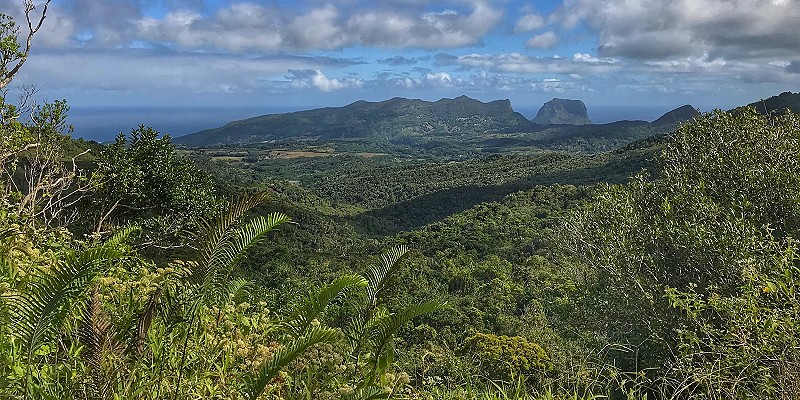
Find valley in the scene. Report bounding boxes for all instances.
[4,1,800,398]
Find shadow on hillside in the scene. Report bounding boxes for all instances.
[349,152,655,236]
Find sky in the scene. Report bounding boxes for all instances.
[5,0,800,138]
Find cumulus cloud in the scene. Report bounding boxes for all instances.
[526,31,558,49]
[514,13,545,33]
[287,69,364,92]
[12,0,146,49]
[468,70,531,91]
[133,0,502,52]
[17,0,504,53]
[424,71,454,87]
[557,0,800,61]
[16,49,361,93]
[438,52,618,74]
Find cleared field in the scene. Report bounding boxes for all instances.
[269,150,333,158]
[210,156,246,162]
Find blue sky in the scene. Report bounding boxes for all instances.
[6,0,800,131]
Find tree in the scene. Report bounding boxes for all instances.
[0,0,50,90]
[0,3,95,228]
[566,108,800,396]
[87,126,219,239]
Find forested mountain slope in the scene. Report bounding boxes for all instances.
[177,95,701,154]
[176,95,535,146]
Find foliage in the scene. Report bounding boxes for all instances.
[662,237,800,399]
[86,125,219,237]
[460,332,550,381]
[565,108,800,395]
[6,7,800,397]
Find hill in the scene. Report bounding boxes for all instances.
[651,105,698,126]
[176,95,710,154]
[531,98,593,125]
[175,95,535,146]
[737,91,800,115]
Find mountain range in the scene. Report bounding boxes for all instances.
[176,95,534,146]
[175,92,800,152]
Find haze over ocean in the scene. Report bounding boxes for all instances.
[67,106,302,142]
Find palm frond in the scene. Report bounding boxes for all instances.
[79,288,122,398]
[0,226,20,241]
[283,274,367,336]
[366,301,445,358]
[6,245,122,358]
[243,327,339,400]
[100,225,140,250]
[132,286,162,354]
[199,212,291,302]
[365,245,408,308]
[192,191,272,266]
[225,277,253,303]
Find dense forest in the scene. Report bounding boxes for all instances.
[2,5,800,400]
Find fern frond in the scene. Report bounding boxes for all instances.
[365,245,408,307]
[366,301,444,357]
[6,246,122,358]
[100,225,140,250]
[225,277,253,303]
[283,274,367,336]
[200,212,291,302]
[243,327,339,400]
[193,191,272,266]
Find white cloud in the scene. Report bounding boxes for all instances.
[288,69,364,92]
[16,49,359,94]
[514,13,544,33]
[132,1,502,52]
[526,31,558,49]
[311,71,364,92]
[443,52,618,74]
[425,72,454,87]
[558,0,800,61]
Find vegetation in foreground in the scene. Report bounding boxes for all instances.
[2,5,800,399]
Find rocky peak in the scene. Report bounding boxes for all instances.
[532,98,592,125]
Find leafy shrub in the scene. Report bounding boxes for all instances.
[460,332,550,381]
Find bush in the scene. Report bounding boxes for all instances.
[460,331,550,381]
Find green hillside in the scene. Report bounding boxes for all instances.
[176,95,535,146]
[177,95,701,154]
[738,91,800,115]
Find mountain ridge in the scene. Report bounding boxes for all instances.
[176,95,534,146]
[175,93,798,152]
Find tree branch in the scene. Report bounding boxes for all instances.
[0,0,51,90]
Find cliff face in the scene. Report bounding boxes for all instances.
[532,98,593,125]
